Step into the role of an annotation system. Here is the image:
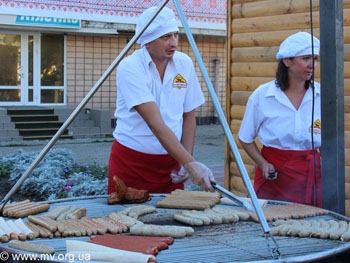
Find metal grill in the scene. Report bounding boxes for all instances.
[1,195,350,263]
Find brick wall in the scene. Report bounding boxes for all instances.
[66,34,227,120]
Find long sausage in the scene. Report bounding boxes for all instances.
[8,240,55,254]
[130,223,194,238]
[11,204,50,218]
[2,200,31,216]
[28,215,57,233]
[46,206,71,220]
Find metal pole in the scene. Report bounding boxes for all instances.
[173,0,271,234]
[0,0,170,212]
[320,0,345,214]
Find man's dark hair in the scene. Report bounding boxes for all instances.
[275,58,311,91]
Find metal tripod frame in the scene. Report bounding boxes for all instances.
[172,1,279,256]
[0,0,169,211]
[0,0,278,256]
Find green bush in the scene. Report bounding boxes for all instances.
[0,159,11,177]
[1,148,108,201]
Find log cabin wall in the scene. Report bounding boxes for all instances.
[227,0,350,216]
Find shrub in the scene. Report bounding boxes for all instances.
[48,163,108,200]
[1,148,108,201]
[0,159,11,177]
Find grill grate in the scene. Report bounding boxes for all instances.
[1,195,350,263]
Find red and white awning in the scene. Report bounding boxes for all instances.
[0,0,226,30]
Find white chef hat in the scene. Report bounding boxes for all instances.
[276,32,320,60]
[135,6,179,47]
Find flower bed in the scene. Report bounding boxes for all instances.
[0,148,107,202]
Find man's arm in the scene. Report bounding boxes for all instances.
[134,101,195,165]
[134,102,215,191]
[181,110,196,155]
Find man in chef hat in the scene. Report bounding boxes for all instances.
[107,6,216,195]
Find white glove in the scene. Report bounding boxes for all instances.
[183,161,215,191]
[170,166,190,183]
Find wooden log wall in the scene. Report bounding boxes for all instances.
[227,0,350,216]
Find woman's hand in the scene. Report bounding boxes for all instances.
[262,162,277,181]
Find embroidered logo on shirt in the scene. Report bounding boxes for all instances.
[172,73,187,89]
[309,119,321,134]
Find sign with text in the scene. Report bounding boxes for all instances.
[16,16,81,28]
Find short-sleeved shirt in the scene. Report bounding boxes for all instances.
[238,80,321,150]
[113,47,205,154]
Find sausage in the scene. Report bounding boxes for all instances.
[271,219,350,242]
[286,220,303,237]
[80,218,107,235]
[27,216,57,233]
[99,217,128,233]
[0,225,10,243]
[26,222,52,239]
[11,204,50,218]
[76,219,96,235]
[6,202,42,218]
[55,221,72,237]
[24,222,40,239]
[65,207,87,220]
[94,217,124,234]
[56,206,79,221]
[181,210,211,225]
[0,218,25,241]
[64,219,85,236]
[88,234,174,255]
[13,219,36,240]
[2,200,31,216]
[46,206,72,220]
[270,224,283,236]
[211,207,240,222]
[309,220,322,238]
[0,234,9,243]
[340,223,350,241]
[174,212,203,226]
[130,223,194,238]
[315,219,330,239]
[330,221,349,240]
[203,209,224,224]
[116,205,156,219]
[109,213,141,229]
[8,240,55,254]
[127,205,157,219]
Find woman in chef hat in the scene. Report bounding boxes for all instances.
[238,32,322,207]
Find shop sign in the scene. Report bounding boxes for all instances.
[15,16,81,28]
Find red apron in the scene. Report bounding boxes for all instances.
[108,140,184,194]
[254,146,322,207]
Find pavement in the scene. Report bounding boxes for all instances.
[0,124,226,185]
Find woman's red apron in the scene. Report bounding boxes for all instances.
[107,140,184,194]
[254,146,322,207]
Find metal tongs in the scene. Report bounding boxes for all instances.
[212,182,254,211]
[211,182,280,259]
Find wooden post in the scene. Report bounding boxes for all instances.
[320,0,345,214]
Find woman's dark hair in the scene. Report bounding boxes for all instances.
[275,58,311,91]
